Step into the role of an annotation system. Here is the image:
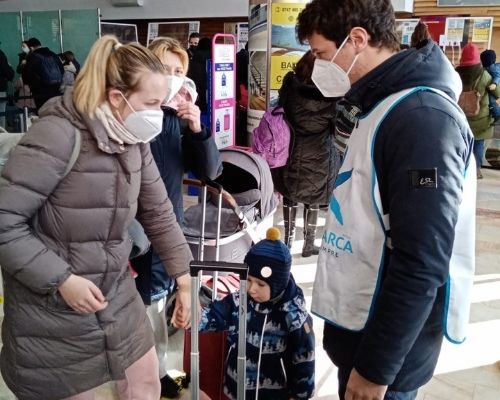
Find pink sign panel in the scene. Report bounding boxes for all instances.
[212,34,237,149]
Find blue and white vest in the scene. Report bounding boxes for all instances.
[312,87,476,344]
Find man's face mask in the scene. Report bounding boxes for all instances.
[311,36,359,98]
[119,93,163,143]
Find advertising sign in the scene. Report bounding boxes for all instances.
[212,34,237,149]
[269,2,308,106]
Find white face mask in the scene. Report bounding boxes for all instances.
[312,36,359,98]
[21,46,29,54]
[120,94,163,143]
[165,75,185,103]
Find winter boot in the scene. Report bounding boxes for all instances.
[302,205,320,257]
[283,201,298,249]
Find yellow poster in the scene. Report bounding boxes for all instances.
[270,54,302,90]
[271,3,306,25]
[472,19,491,42]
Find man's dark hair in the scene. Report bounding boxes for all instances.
[26,37,41,48]
[189,32,201,40]
[296,0,399,52]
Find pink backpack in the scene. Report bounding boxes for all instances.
[252,106,291,168]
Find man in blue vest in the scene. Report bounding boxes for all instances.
[297,1,476,400]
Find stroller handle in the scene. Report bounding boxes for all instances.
[190,260,249,279]
[183,178,242,215]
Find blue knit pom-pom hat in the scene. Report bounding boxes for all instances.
[244,227,292,299]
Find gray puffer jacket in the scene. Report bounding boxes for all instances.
[0,89,193,400]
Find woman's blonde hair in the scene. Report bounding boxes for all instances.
[73,35,165,117]
[148,37,189,75]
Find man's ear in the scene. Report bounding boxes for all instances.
[107,88,124,110]
[349,27,370,53]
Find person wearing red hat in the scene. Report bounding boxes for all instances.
[457,43,500,178]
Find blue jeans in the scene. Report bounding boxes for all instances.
[473,139,485,170]
[338,368,418,400]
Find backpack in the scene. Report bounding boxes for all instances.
[0,127,81,176]
[33,51,63,86]
[458,74,482,117]
[252,106,291,168]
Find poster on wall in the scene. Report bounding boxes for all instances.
[269,2,309,107]
[438,0,500,5]
[248,0,269,135]
[395,19,420,46]
[100,22,137,43]
[212,34,236,149]
[224,22,249,51]
[147,21,200,46]
[442,17,493,66]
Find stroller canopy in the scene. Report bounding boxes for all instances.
[216,148,277,219]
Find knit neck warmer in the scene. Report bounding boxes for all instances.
[93,103,140,145]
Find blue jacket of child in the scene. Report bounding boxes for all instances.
[486,63,500,85]
[200,275,315,400]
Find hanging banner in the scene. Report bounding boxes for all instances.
[269,2,308,106]
[212,34,236,149]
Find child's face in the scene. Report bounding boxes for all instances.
[247,275,271,303]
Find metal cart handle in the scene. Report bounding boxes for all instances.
[190,260,249,280]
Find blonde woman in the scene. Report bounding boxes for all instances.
[132,37,221,396]
[0,35,193,400]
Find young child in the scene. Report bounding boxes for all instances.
[199,227,315,400]
[480,49,500,121]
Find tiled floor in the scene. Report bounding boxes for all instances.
[1,169,499,399]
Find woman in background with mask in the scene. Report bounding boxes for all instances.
[131,37,221,397]
[273,51,339,257]
[0,35,193,400]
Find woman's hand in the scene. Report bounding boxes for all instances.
[177,102,202,133]
[171,273,192,328]
[58,274,108,314]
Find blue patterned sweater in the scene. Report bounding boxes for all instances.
[199,276,315,400]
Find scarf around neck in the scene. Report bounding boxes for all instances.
[93,103,141,145]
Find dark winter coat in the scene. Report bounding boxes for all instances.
[134,107,222,304]
[200,276,315,400]
[273,72,338,206]
[456,64,500,140]
[322,41,474,391]
[0,89,193,400]
[0,49,14,92]
[22,47,64,109]
[188,49,211,113]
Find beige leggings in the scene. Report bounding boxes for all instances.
[63,347,160,400]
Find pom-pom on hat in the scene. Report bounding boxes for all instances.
[460,43,481,67]
[481,49,496,68]
[244,227,292,299]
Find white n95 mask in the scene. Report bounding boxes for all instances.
[312,36,359,98]
[120,94,163,143]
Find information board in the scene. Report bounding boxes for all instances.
[212,34,236,149]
